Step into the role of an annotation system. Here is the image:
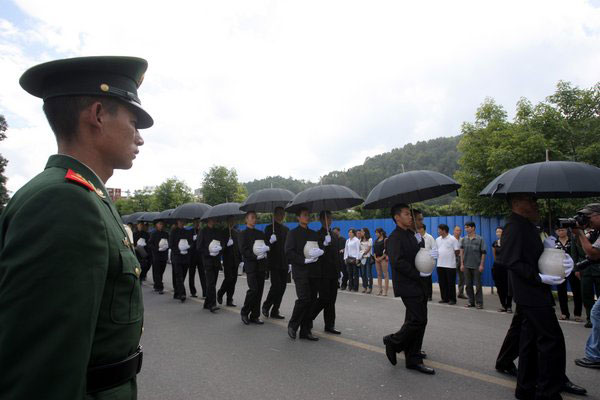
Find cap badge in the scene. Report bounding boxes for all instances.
[100,83,109,92]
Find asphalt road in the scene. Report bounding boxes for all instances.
[137,265,598,400]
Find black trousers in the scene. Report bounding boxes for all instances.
[386,294,428,367]
[152,252,168,291]
[218,259,239,302]
[188,253,206,297]
[172,258,189,298]
[496,309,521,369]
[203,260,220,309]
[557,273,582,318]
[241,270,266,319]
[289,277,319,334]
[263,268,288,315]
[437,267,456,303]
[492,264,512,310]
[139,254,151,280]
[312,277,338,329]
[516,306,566,400]
[340,259,348,289]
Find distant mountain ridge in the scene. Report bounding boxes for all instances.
[243,135,462,201]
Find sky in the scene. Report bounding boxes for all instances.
[1,0,600,195]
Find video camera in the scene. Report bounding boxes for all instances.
[556,213,590,229]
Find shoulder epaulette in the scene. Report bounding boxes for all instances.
[65,168,95,192]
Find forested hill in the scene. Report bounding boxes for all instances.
[244,135,462,198]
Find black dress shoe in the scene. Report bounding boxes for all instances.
[158,290,164,295]
[495,363,518,377]
[226,301,237,307]
[217,291,223,305]
[585,321,592,328]
[563,380,587,395]
[191,294,198,298]
[575,357,600,369]
[209,306,220,313]
[288,325,297,339]
[270,313,285,319]
[416,350,427,359]
[325,327,341,334]
[262,306,269,318]
[241,314,250,325]
[299,332,319,341]
[448,301,456,305]
[438,300,449,304]
[407,364,435,375]
[180,296,186,303]
[383,336,397,366]
[249,318,264,325]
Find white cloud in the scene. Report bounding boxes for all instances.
[1,0,600,196]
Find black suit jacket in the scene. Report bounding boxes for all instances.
[388,226,424,298]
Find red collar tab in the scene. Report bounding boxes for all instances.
[65,168,95,192]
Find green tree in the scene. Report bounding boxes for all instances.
[244,176,316,195]
[456,82,600,216]
[0,115,9,212]
[114,189,154,215]
[202,166,247,205]
[151,178,194,211]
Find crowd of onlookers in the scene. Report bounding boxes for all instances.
[337,221,592,327]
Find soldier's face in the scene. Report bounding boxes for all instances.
[274,208,285,223]
[101,104,144,170]
[246,212,257,227]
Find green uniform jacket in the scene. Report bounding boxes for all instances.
[0,155,143,400]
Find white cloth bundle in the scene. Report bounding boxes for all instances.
[209,239,222,256]
[158,238,169,252]
[178,239,190,255]
[136,238,147,247]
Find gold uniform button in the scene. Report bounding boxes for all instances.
[100,83,109,92]
[135,267,141,277]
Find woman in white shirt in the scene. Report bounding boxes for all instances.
[359,228,374,294]
[344,229,361,292]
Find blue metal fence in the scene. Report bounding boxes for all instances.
[251,215,505,287]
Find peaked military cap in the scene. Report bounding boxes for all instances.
[579,203,600,215]
[19,56,153,128]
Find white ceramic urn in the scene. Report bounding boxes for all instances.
[538,248,565,278]
[252,239,266,256]
[303,241,320,259]
[415,248,435,274]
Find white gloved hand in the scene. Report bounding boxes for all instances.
[209,251,219,257]
[288,264,292,273]
[414,233,423,243]
[309,247,324,258]
[262,245,270,253]
[136,238,147,247]
[420,271,432,277]
[429,249,439,259]
[239,262,244,269]
[324,234,331,246]
[539,273,565,286]
[305,257,317,264]
[270,234,277,244]
[563,254,574,277]
[543,236,557,249]
[257,253,267,260]
[227,238,234,247]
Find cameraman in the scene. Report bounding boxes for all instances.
[573,203,600,369]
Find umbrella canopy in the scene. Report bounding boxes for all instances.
[138,211,160,223]
[239,188,296,213]
[123,212,144,224]
[363,170,461,209]
[170,202,212,220]
[479,161,600,199]
[121,214,130,224]
[200,202,246,221]
[284,184,363,214]
[154,208,175,223]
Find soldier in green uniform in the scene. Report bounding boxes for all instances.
[0,56,153,400]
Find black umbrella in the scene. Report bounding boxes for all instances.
[170,202,212,220]
[154,208,175,223]
[363,170,461,209]
[138,211,160,223]
[123,212,144,224]
[121,214,130,224]
[284,185,363,214]
[479,161,600,199]
[239,188,295,213]
[200,202,245,222]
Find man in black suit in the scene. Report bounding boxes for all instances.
[383,204,435,375]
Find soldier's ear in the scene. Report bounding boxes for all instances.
[81,101,105,132]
